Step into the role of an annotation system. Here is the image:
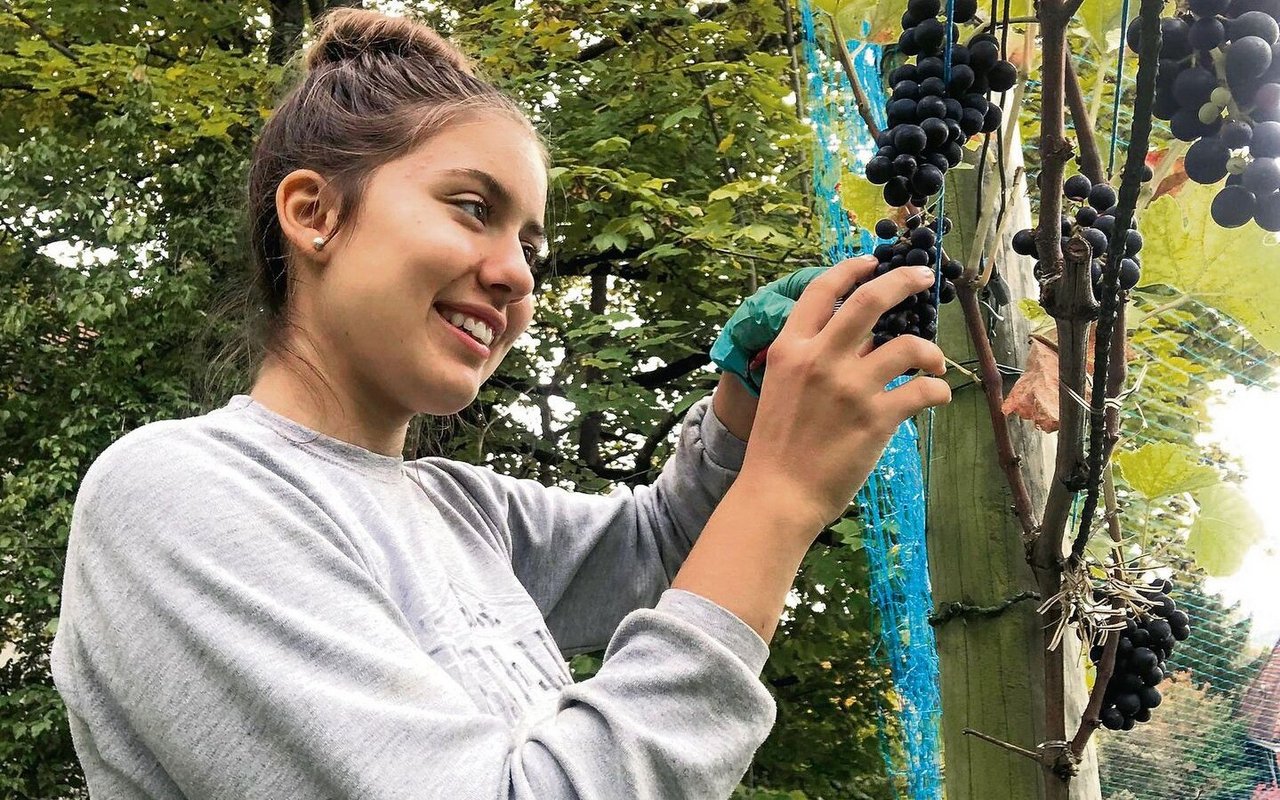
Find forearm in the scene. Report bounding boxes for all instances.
[671,471,817,645]
[711,371,759,442]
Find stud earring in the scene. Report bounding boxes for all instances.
[312,236,327,251]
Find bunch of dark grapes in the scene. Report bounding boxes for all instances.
[1130,0,1280,229]
[1010,174,1146,296]
[1090,578,1192,732]
[864,0,1016,208]
[863,215,960,344]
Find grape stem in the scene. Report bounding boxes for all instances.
[1065,58,1108,185]
[826,12,882,140]
[957,283,1040,539]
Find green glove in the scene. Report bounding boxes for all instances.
[709,266,830,397]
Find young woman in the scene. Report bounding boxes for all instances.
[50,9,950,799]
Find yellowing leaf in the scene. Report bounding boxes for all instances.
[1140,182,1280,354]
[1187,482,1265,577]
[1075,1,1125,54]
[837,170,889,229]
[716,133,735,153]
[1017,298,1052,330]
[1113,441,1220,498]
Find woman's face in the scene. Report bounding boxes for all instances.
[293,112,547,421]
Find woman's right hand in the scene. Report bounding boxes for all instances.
[736,255,952,536]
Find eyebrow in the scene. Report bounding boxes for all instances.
[441,167,547,247]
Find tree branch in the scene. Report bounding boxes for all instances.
[574,0,749,63]
[2,2,80,63]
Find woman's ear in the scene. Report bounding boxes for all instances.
[276,169,340,260]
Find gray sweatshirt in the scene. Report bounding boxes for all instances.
[50,392,777,799]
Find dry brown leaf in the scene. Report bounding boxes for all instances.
[1004,337,1061,433]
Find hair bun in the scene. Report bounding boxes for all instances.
[304,8,474,75]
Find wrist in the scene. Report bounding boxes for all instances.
[712,371,759,442]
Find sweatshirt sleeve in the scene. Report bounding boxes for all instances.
[410,393,750,656]
[51,431,775,800]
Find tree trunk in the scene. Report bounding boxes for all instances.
[925,127,1101,799]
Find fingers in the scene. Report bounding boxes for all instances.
[862,335,946,386]
[882,374,952,422]
[782,256,878,339]
[826,266,939,346]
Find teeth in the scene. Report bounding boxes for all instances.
[446,311,494,346]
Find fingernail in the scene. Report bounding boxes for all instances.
[915,266,936,278]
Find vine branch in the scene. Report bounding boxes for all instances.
[1069,0,1163,567]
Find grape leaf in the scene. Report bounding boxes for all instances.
[1139,182,1280,354]
[1112,441,1220,499]
[1186,482,1265,577]
[1077,2,1126,54]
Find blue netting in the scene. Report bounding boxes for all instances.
[797,2,945,797]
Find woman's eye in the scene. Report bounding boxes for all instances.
[523,244,543,268]
[456,198,490,222]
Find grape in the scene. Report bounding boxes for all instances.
[1255,190,1280,230]
[894,153,920,177]
[1191,0,1231,13]
[1184,137,1231,183]
[1093,214,1116,236]
[1012,228,1037,256]
[1119,258,1142,290]
[1173,67,1219,109]
[1190,16,1227,50]
[1211,87,1233,108]
[953,0,978,23]
[1251,120,1280,156]
[885,177,913,206]
[970,39,999,72]
[898,28,920,56]
[982,103,1004,133]
[959,107,985,136]
[948,64,976,94]
[1083,226,1110,255]
[895,124,928,154]
[1230,11,1280,45]
[1226,37,1273,85]
[1126,228,1144,256]
[1199,102,1223,124]
[867,156,894,185]
[1064,174,1092,200]
[989,61,1018,92]
[1153,89,1181,121]
[892,80,920,100]
[1230,0,1280,14]
[909,0,942,20]
[921,117,950,148]
[1162,17,1194,60]
[1077,205,1099,226]
[1171,107,1218,141]
[889,64,917,86]
[1244,156,1280,193]
[1256,82,1280,113]
[917,95,947,119]
[875,218,899,239]
[914,18,946,53]
[1211,184,1258,226]
[1088,183,1118,210]
[1221,120,1254,148]
[912,164,945,195]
